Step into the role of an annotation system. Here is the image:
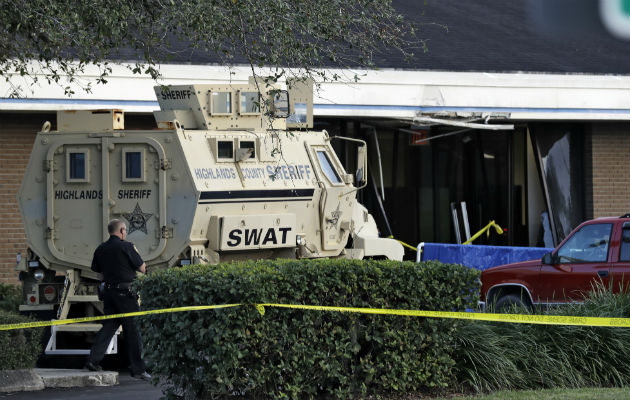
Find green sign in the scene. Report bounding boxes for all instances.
[600,0,630,40]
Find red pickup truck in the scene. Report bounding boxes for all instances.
[480,215,630,311]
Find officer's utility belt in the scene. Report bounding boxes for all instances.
[104,282,132,290]
[97,281,133,301]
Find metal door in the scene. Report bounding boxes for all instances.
[308,144,353,251]
[47,140,103,266]
[47,135,168,266]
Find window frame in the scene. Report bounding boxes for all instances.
[287,102,308,124]
[237,90,261,116]
[65,148,90,183]
[620,225,630,262]
[217,140,234,160]
[237,139,257,162]
[314,148,344,186]
[208,90,233,116]
[556,223,613,263]
[122,148,146,183]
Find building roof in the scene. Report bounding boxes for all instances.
[383,0,629,74]
[148,0,628,75]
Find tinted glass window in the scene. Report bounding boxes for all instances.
[218,141,233,159]
[557,223,612,263]
[125,152,142,179]
[316,150,341,184]
[240,92,260,113]
[287,102,307,123]
[212,92,232,114]
[69,153,85,180]
[620,228,630,262]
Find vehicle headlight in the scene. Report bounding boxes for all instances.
[33,269,45,281]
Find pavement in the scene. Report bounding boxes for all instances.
[0,368,118,392]
[0,371,161,400]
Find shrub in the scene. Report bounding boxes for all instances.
[453,281,630,393]
[0,283,22,313]
[0,311,44,370]
[137,259,479,399]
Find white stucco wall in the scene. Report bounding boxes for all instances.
[1,63,628,120]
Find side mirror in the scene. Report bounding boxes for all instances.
[542,252,555,265]
[356,144,367,187]
[272,90,289,118]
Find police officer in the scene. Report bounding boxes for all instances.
[85,219,151,380]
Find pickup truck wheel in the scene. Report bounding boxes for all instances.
[495,294,532,312]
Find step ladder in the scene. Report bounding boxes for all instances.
[450,201,471,244]
[45,270,119,355]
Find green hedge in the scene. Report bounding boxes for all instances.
[137,259,479,399]
[0,283,22,313]
[0,312,44,370]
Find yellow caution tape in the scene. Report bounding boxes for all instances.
[2,303,629,331]
[0,304,240,331]
[388,220,504,250]
[463,220,504,245]
[258,304,630,328]
[387,235,417,252]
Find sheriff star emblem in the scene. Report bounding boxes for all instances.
[326,204,342,229]
[123,203,153,234]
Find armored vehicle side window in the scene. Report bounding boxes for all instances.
[316,150,342,184]
[218,141,234,159]
[66,149,89,183]
[239,141,256,158]
[122,149,145,182]
[210,91,232,115]
[272,91,289,118]
[287,102,307,124]
[239,91,260,115]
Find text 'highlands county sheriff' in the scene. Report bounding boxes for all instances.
[194,165,312,181]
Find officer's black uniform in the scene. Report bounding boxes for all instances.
[87,235,146,375]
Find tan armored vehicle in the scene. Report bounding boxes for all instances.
[16,77,403,354]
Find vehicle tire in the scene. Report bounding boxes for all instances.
[494,294,532,313]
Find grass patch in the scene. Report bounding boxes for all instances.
[453,281,630,392]
[431,387,630,399]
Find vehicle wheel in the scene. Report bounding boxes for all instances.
[494,294,532,313]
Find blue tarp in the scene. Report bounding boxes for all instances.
[418,243,554,271]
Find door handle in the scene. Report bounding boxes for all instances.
[597,270,609,278]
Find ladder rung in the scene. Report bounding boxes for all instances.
[54,323,122,332]
[45,349,91,355]
[67,295,100,302]
[54,323,102,332]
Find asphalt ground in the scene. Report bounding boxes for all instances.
[0,372,163,400]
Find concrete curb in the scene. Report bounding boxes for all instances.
[0,369,44,392]
[0,368,118,392]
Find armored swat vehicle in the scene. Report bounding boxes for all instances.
[16,77,403,354]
